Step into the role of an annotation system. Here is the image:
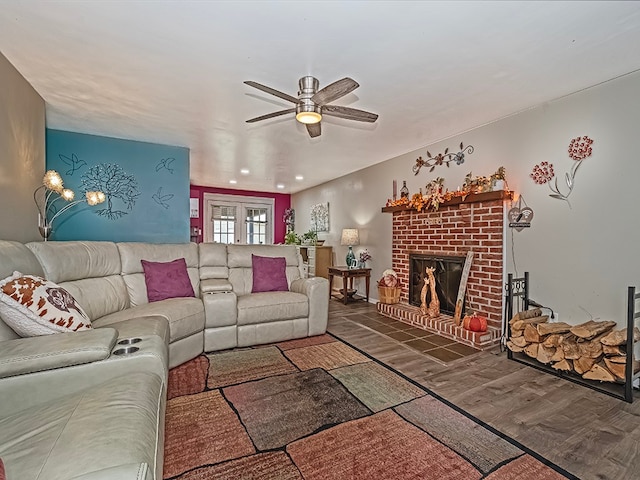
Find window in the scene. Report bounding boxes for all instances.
[204,194,274,244]
[245,207,268,245]
[212,204,236,244]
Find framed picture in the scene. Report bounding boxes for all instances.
[190,198,199,218]
[310,202,329,232]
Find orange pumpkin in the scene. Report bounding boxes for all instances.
[463,313,487,332]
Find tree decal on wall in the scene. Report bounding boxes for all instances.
[81,163,140,220]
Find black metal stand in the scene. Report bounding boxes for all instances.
[505,273,638,403]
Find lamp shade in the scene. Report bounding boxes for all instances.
[340,228,359,246]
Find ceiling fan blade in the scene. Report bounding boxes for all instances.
[322,105,378,123]
[311,77,359,105]
[244,81,299,104]
[246,108,295,123]
[306,122,321,138]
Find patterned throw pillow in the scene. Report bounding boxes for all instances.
[0,271,92,337]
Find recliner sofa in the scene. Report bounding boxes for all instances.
[0,239,329,480]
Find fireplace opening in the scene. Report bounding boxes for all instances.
[409,254,466,315]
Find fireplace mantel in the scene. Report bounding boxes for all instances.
[381,190,512,213]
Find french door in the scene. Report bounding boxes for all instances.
[203,193,274,245]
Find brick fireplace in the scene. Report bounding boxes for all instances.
[378,191,512,349]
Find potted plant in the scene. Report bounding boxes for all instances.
[301,229,318,245]
[284,231,301,245]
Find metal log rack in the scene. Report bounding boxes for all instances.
[504,272,638,403]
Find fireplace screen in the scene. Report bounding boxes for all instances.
[409,255,465,315]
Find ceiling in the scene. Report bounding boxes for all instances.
[2,1,640,194]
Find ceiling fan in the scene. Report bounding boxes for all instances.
[244,76,378,138]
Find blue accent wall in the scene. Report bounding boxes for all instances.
[46,130,190,243]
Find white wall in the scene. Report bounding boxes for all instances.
[293,70,640,326]
[0,51,45,242]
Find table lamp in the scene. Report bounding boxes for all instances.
[340,228,359,268]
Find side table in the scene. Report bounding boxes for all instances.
[327,266,371,305]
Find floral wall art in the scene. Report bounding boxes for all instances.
[530,136,594,208]
[310,202,329,232]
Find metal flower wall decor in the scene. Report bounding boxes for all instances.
[530,136,594,208]
[413,142,474,175]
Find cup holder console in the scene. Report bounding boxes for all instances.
[113,346,140,356]
[117,337,142,346]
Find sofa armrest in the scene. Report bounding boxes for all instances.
[69,463,150,480]
[200,278,233,293]
[291,277,330,335]
[0,328,117,379]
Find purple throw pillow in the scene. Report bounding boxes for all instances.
[141,258,195,303]
[251,255,289,293]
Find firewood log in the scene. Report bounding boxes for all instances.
[506,341,524,353]
[602,344,625,356]
[552,359,573,371]
[550,347,565,362]
[606,355,627,364]
[543,333,571,348]
[562,335,580,360]
[600,327,640,346]
[511,328,523,338]
[509,308,543,325]
[570,320,616,340]
[537,322,572,336]
[524,343,539,358]
[577,332,608,359]
[603,357,640,381]
[536,345,556,365]
[510,336,528,348]
[573,356,598,375]
[511,315,549,331]
[582,362,616,382]
[524,324,545,343]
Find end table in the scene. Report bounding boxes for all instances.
[327,266,371,305]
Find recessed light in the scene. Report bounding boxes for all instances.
[276,184,285,189]
[229,180,237,184]
[295,175,304,181]
[240,169,250,175]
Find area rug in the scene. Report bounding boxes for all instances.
[163,333,577,479]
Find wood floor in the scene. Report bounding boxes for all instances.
[327,300,640,480]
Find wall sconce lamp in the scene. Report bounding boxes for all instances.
[340,228,360,268]
[34,170,105,240]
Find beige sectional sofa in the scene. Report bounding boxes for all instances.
[0,240,329,480]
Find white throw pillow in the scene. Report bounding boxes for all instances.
[0,271,92,337]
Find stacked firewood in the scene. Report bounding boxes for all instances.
[507,308,640,382]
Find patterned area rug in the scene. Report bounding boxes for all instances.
[164,333,576,479]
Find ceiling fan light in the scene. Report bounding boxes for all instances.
[296,111,322,124]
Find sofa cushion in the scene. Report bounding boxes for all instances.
[0,372,163,480]
[26,241,129,321]
[117,243,200,307]
[237,291,308,326]
[141,258,195,302]
[26,241,122,284]
[251,255,288,293]
[0,272,92,337]
[228,245,301,296]
[94,298,204,343]
[198,243,228,280]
